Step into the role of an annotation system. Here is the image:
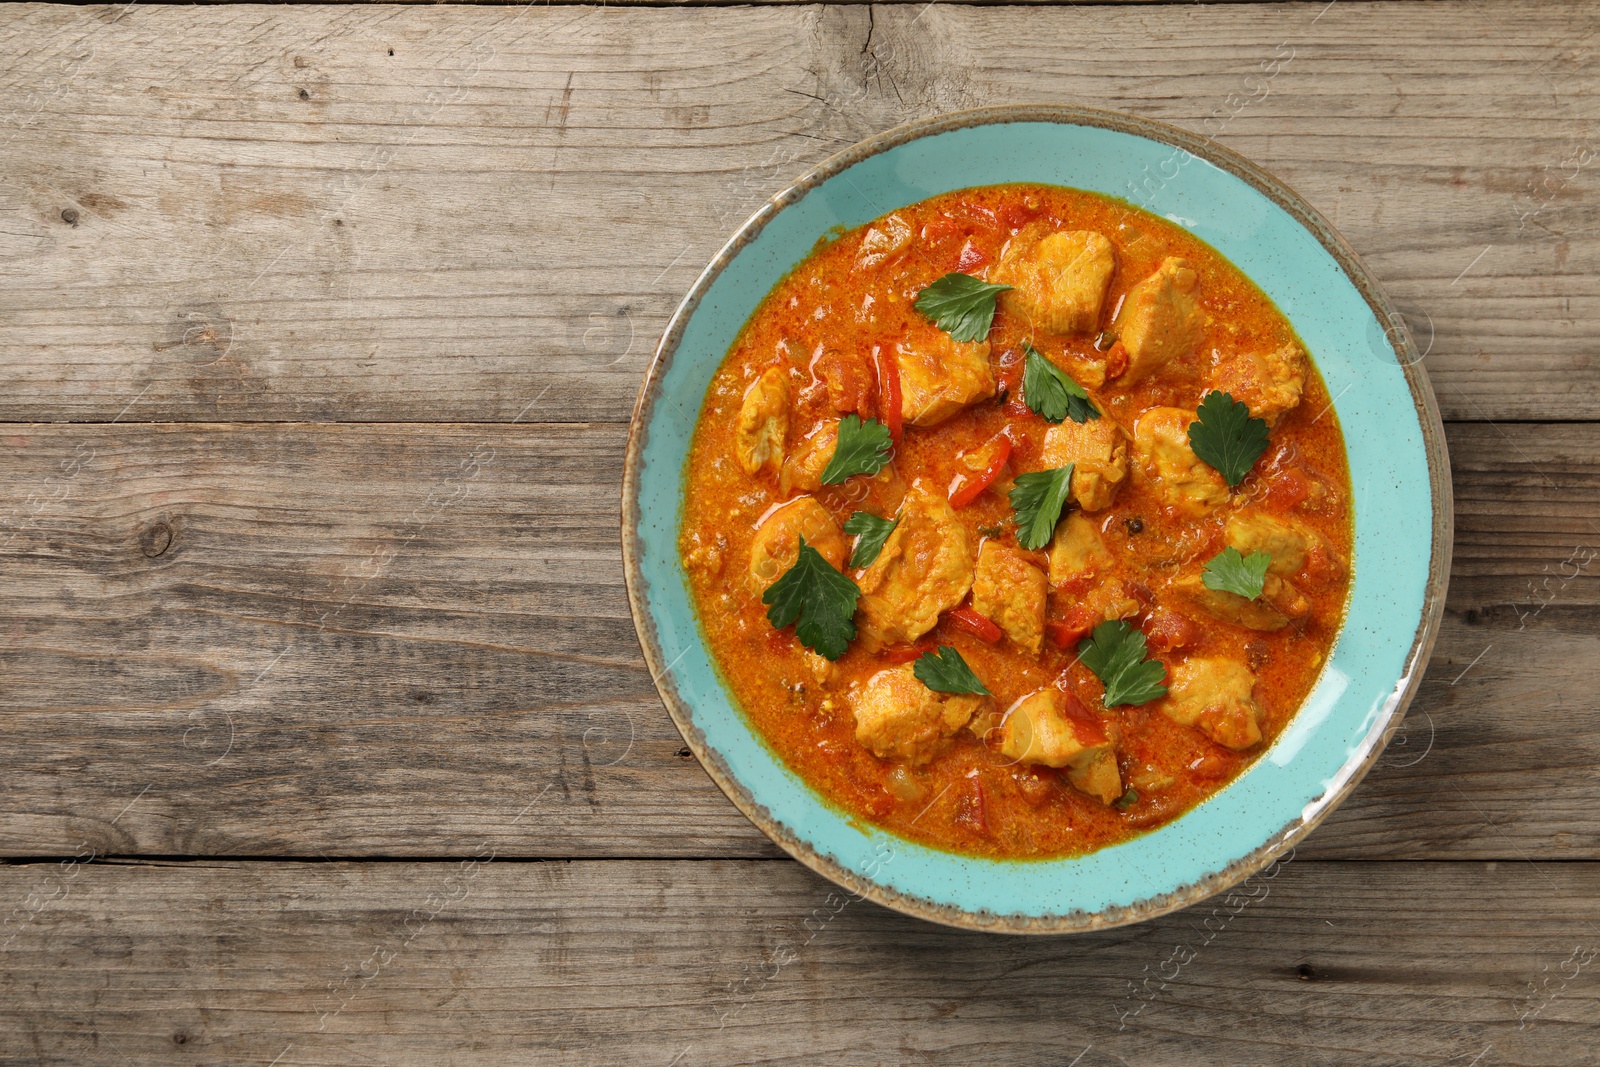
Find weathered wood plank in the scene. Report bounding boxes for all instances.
[1,2,1595,423]
[0,420,1595,860]
[164,0,1436,6]
[0,858,1594,1065]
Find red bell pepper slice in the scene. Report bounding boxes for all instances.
[948,435,1012,509]
[946,606,1004,644]
[881,642,936,665]
[876,347,903,445]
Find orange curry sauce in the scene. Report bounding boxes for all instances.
[680,184,1352,859]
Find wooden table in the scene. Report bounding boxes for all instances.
[2,0,1597,1062]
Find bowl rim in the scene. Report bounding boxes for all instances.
[621,103,1453,933]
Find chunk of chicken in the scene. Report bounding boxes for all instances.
[857,487,974,650]
[1039,416,1130,512]
[779,420,838,496]
[1172,571,1311,632]
[1115,257,1204,383]
[1212,343,1306,427]
[1164,657,1263,750]
[803,649,837,686]
[1225,510,1345,579]
[971,541,1047,654]
[1048,512,1112,588]
[990,226,1117,335]
[895,329,996,427]
[734,368,790,478]
[747,497,849,593]
[998,688,1122,803]
[851,664,987,765]
[1069,749,1124,805]
[1131,407,1229,515]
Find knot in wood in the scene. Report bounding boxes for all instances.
[141,522,173,558]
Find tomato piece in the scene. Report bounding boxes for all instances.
[996,350,1024,393]
[961,202,1000,228]
[815,351,875,418]
[1142,610,1201,654]
[955,238,991,272]
[998,199,1042,232]
[1013,768,1056,806]
[1188,752,1229,782]
[1054,572,1095,597]
[1104,341,1129,380]
[1265,467,1312,509]
[946,606,1004,644]
[1045,607,1099,650]
[875,347,903,445]
[921,218,964,245]
[996,353,1031,417]
[881,642,935,665]
[948,434,1013,509]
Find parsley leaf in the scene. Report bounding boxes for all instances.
[1076,620,1169,707]
[1009,465,1074,550]
[1201,545,1273,600]
[913,645,992,696]
[821,415,894,485]
[762,537,860,661]
[913,273,1012,343]
[1022,345,1099,424]
[1187,391,1270,488]
[1113,787,1139,811]
[842,511,897,569]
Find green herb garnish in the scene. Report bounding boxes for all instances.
[1009,465,1074,550]
[1077,619,1169,708]
[842,511,897,569]
[1201,546,1273,600]
[913,273,1012,343]
[913,645,992,696]
[820,415,894,485]
[762,537,861,661]
[1187,391,1270,488]
[1022,344,1098,424]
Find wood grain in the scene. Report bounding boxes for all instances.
[0,419,1595,860]
[1,2,1596,423]
[1,858,1595,1065]
[166,0,1423,6]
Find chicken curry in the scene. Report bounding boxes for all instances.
[679,184,1352,859]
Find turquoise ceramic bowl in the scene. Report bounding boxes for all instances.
[623,106,1451,932]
